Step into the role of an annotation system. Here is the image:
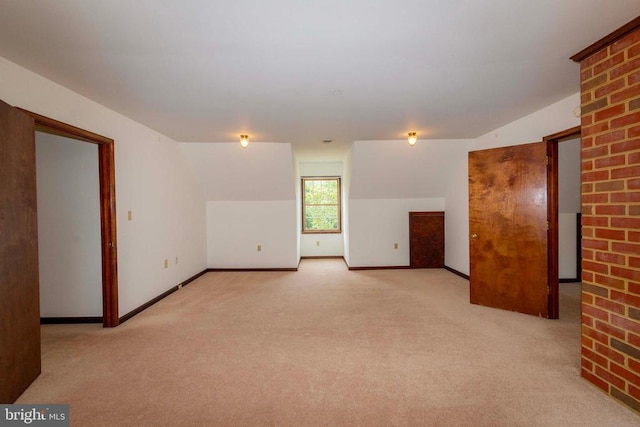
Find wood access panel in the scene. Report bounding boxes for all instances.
[468,142,549,317]
[409,211,444,268]
[0,100,41,402]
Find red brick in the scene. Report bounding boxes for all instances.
[630,153,640,165]
[630,358,640,374]
[583,170,610,182]
[595,155,626,168]
[630,384,640,401]
[612,242,640,255]
[595,320,626,340]
[611,165,640,179]
[583,248,594,259]
[583,271,594,282]
[595,78,626,98]
[594,296,626,315]
[630,282,640,295]
[583,216,608,227]
[611,86,640,104]
[611,362,640,386]
[583,112,593,125]
[595,53,625,75]
[595,365,626,390]
[583,303,610,321]
[582,193,608,204]
[582,368,609,392]
[582,334,594,349]
[583,292,594,305]
[583,239,609,250]
[611,57,640,80]
[611,31,640,54]
[582,160,594,171]
[584,325,610,345]
[631,256,640,267]
[595,130,626,145]
[595,274,625,290]
[611,191,640,202]
[612,138,640,153]
[611,217,640,228]
[632,206,640,215]
[582,259,609,274]
[582,136,594,148]
[596,104,626,122]
[611,111,640,128]
[595,228,626,241]
[630,332,640,348]
[583,49,609,68]
[595,180,624,192]
[595,252,626,265]
[582,68,594,82]
[630,70,640,86]
[611,290,640,307]
[594,205,623,215]
[583,145,609,159]
[583,313,595,327]
[631,43,640,59]
[582,346,609,368]
[583,122,610,137]
[611,266,640,281]
[629,125,640,138]
[629,178,640,188]
[611,314,640,335]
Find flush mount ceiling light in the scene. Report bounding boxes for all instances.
[240,134,249,148]
[408,132,417,146]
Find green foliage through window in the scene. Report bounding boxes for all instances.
[302,177,341,233]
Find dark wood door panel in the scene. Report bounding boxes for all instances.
[0,100,40,402]
[410,211,444,268]
[468,142,549,317]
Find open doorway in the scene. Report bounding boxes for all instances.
[20,109,119,327]
[545,126,582,319]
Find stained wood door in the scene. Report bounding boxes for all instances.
[0,100,41,402]
[468,142,550,317]
[410,211,444,268]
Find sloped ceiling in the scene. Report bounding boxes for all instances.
[0,1,638,160]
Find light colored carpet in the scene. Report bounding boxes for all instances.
[17,259,639,426]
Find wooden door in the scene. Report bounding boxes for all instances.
[468,142,550,317]
[410,211,444,268]
[0,100,41,402]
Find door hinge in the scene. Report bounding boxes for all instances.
[545,156,551,166]
[546,221,550,231]
[547,285,551,295]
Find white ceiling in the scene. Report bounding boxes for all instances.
[0,1,638,159]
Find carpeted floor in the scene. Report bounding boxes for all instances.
[17,259,639,426]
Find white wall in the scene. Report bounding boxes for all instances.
[206,201,298,268]
[0,57,207,316]
[348,139,470,267]
[181,142,298,268]
[342,148,353,265]
[298,161,344,257]
[36,133,102,317]
[349,198,444,267]
[443,93,582,275]
[558,137,581,279]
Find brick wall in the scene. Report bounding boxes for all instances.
[579,26,640,413]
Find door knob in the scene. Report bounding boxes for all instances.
[471,233,478,239]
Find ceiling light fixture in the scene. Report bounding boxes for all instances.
[240,134,249,149]
[408,132,417,146]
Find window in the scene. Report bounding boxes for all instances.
[302,177,341,233]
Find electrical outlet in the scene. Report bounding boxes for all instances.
[394,243,398,249]
[257,245,262,252]
[164,259,168,268]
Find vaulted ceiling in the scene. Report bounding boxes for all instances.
[0,1,638,159]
